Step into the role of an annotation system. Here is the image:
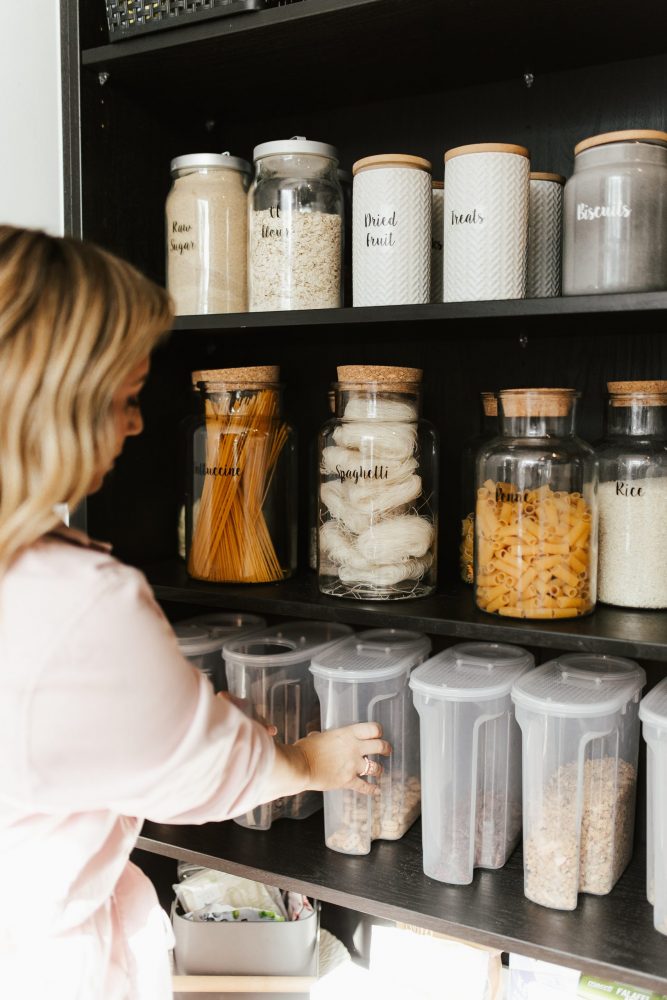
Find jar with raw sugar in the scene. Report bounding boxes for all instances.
[596,379,667,608]
[443,142,530,302]
[563,129,667,295]
[352,154,432,306]
[166,152,251,315]
[475,388,598,619]
[248,137,343,311]
[186,366,296,584]
[460,391,498,584]
[318,365,438,600]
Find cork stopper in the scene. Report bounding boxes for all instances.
[575,129,667,156]
[481,391,498,417]
[192,365,279,386]
[530,172,566,184]
[608,379,667,406]
[499,388,576,418]
[353,154,432,175]
[337,365,423,384]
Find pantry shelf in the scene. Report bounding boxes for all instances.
[146,563,667,661]
[137,813,667,993]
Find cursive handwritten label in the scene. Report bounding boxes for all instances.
[577,202,632,221]
[364,210,397,247]
[450,208,485,226]
[169,220,195,254]
[336,464,389,485]
[616,481,643,497]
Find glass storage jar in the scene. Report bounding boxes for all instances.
[186,366,296,583]
[248,136,343,311]
[318,365,438,600]
[166,152,251,315]
[460,391,498,584]
[475,388,598,619]
[596,379,667,608]
[563,129,667,295]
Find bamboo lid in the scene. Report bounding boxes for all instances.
[444,143,530,163]
[192,365,279,385]
[353,154,432,175]
[499,388,576,418]
[608,379,667,406]
[530,172,566,183]
[337,365,423,384]
[575,130,667,155]
[481,391,498,417]
[432,180,444,190]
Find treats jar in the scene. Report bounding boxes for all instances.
[248,137,343,311]
[410,642,533,884]
[512,655,645,910]
[318,365,438,600]
[596,380,667,608]
[460,391,498,584]
[186,366,296,584]
[563,129,667,295]
[352,154,432,306]
[310,628,430,854]
[474,388,598,619]
[526,172,565,298]
[639,678,667,936]
[166,152,251,315]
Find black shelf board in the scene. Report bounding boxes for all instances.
[138,813,666,992]
[81,0,667,113]
[170,292,667,332]
[147,563,667,661]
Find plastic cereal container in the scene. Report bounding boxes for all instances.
[223,621,353,830]
[512,654,645,910]
[310,628,430,854]
[178,613,266,691]
[410,642,533,884]
[174,623,231,692]
[639,677,667,936]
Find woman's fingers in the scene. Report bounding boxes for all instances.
[361,738,392,758]
[359,757,383,779]
[350,721,383,740]
[347,776,379,796]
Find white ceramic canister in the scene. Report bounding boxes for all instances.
[430,180,444,302]
[352,154,432,307]
[526,172,565,298]
[443,142,530,302]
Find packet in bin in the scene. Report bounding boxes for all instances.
[173,869,286,919]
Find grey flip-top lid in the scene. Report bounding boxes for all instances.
[639,677,667,730]
[253,136,339,162]
[170,152,252,174]
[409,642,534,701]
[174,623,226,656]
[310,633,424,682]
[222,620,352,669]
[511,653,645,718]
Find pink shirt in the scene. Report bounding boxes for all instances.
[0,527,275,999]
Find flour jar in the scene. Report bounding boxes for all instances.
[596,380,667,608]
[248,137,343,311]
[318,365,438,600]
[166,152,251,315]
[430,180,444,302]
[443,143,530,302]
[352,154,432,306]
[526,172,565,298]
[563,129,667,295]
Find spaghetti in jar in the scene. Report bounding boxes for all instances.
[186,367,296,583]
[474,388,598,619]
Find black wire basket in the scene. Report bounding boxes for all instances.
[104,0,304,42]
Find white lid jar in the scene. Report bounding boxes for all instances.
[512,654,645,910]
[410,642,533,884]
[166,152,251,316]
[248,137,343,311]
[639,678,667,936]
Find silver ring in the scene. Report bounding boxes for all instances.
[360,755,373,777]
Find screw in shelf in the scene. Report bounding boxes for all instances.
[519,335,529,348]
[98,71,110,87]
[204,120,216,132]
[523,72,535,89]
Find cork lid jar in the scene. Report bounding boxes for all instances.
[333,365,424,420]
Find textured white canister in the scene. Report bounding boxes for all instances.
[526,172,565,298]
[443,143,530,302]
[352,154,432,306]
[431,180,444,302]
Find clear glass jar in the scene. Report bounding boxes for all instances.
[186,366,296,583]
[248,137,343,311]
[318,365,438,600]
[596,380,667,608]
[460,392,498,584]
[166,152,251,315]
[475,388,598,619]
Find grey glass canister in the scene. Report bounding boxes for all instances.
[563,129,667,295]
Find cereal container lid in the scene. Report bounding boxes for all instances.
[511,654,645,718]
[410,642,534,701]
[181,612,266,639]
[639,677,667,731]
[223,620,352,669]
[356,628,431,663]
[174,623,227,657]
[310,635,420,682]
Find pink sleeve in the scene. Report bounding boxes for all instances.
[26,563,276,823]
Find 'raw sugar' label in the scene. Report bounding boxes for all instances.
[169,220,195,254]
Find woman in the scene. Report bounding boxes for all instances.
[0,226,390,999]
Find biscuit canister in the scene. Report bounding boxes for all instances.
[563,129,667,295]
[443,143,530,302]
[526,172,565,298]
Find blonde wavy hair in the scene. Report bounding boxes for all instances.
[0,226,173,572]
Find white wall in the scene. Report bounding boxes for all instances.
[0,1,63,235]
